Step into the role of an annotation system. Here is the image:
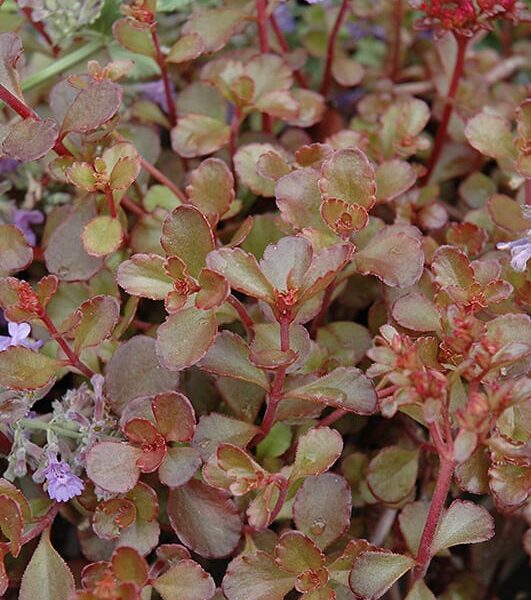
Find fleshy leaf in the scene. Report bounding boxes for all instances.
[349,551,415,600]
[290,427,343,482]
[86,442,141,494]
[182,8,247,53]
[186,157,234,223]
[159,446,201,488]
[117,253,174,300]
[405,581,436,600]
[284,367,377,415]
[2,118,58,162]
[152,391,196,442]
[275,531,324,573]
[113,18,157,59]
[0,225,33,276]
[392,292,440,333]
[465,113,515,161]
[293,473,352,549]
[0,347,60,390]
[171,113,230,158]
[168,479,242,559]
[61,80,122,134]
[167,32,205,63]
[375,160,416,202]
[432,500,494,553]
[367,446,419,504]
[68,294,120,353]
[193,413,258,461]
[156,307,217,371]
[154,559,216,600]
[19,529,75,600]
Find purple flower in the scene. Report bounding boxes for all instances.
[347,20,386,41]
[141,79,176,114]
[0,321,42,352]
[497,234,531,272]
[274,3,296,33]
[43,456,84,502]
[0,158,20,175]
[12,209,44,247]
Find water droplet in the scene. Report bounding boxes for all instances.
[309,518,326,536]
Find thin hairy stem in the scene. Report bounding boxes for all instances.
[19,418,83,440]
[423,34,468,182]
[320,0,350,96]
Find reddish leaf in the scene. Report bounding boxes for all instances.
[152,391,196,442]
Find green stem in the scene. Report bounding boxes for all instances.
[19,418,83,440]
[21,38,106,93]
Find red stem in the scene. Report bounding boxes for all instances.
[138,155,187,203]
[151,26,177,127]
[227,295,255,341]
[0,84,70,157]
[0,504,59,555]
[266,475,288,527]
[252,318,290,444]
[105,188,117,219]
[525,178,531,206]
[269,13,308,89]
[412,452,455,581]
[20,6,60,56]
[256,0,272,134]
[229,107,242,176]
[390,0,403,81]
[320,0,350,97]
[40,313,95,378]
[423,34,468,182]
[122,195,147,217]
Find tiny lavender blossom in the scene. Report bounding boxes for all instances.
[12,208,44,246]
[141,79,176,113]
[43,456,84,502]
[497,233,531,272]
[0,321,42,352]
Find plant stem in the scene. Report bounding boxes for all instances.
[267,475,288,527]
[151,26,177,127]
[19,4,60,56]
[122,195,147,218]
[370,508,398,546]
[525,178,531,206]
[22,38,106,93]
[253,318,290,444]
[229,106,242,174]
[0,83,71,157]
[19,418,83,440]
[105,188,117,219]
[310,281,336,339]
[40,313,95,378]
[0,506,59,555]
[256,0,272,134]
[390,0,403,81]
[320,0,350,97]
[423,34,468,182]
[227,295,255,341]
[269,13,308,89]
[412,450,455,581]
[138,154,187,202]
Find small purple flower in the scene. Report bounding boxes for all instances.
[0,321,42,352]
[43,456,84,502]
[12,209,44,246]
[0,158,20,175]
[347,20,386,41]
[497,234,531,272]
[274,3,296,33]
[141,79,176,114]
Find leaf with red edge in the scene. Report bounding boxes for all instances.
[0,494,23,557]
[375,160,416,202]
[156,306,217,371]
[392,292,440,333]
[171,113,230,158]
[126,482,159,523]
[196,268,230,310]
[0,347,61,391]
[290,427,344,482]
[321,198,368,237]
[2,118,58,162]
[66,294,120,353]
[367,446,419,504]
[431,245,475,289]
[354,227,424,288]
[161,206,215,277]
[275,531,324,574]
[86,442,141,494]
[186,158,234,224]
[0,225,33,276]
[111,546,148,587]
[168,479,242,559]
[113,18,157,58]
[193,413,259,461]
[152,391,196,442]
[117,253,174,300]
[167,32,205,63]
[0,32,24,98]
[61,80,122,135]
[432,500,494,553]
[487,194,531,234]
[159,446,202,488]
[319,148,376,210]
[349,551,415,600]
[293,473,352,550]
[124,418,167,473]
[222,551,296,600]
[93,498,137,540]
[154,559,216,600]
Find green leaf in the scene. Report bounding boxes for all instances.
[375,159,416,202]
[167,32,205,63]
[117,253,174,300]
[290,427,343,482]
[2,118,58,162]
[168,479,242,559]
[398,501,430,555]
[199,331,269,389]
[154,559,216,600]
[432,500,494,553]
[0,33,24,99]
[0,347,61,390]
[19,528,75,600]
[223,551,296,600]
[405,581,436,600]
[82,215,123,257]
[113,18,157,58]
[392,292,440,333]
[349,551,415,600]
[234,144,280,197]
[66,162,98,190]
[0,494,23,557]
[186,157,234,223]
[182,8,247,53]
[284,367,377,415]
[86,441,141,494]
[276,167,326,231]
[0,224,33,276]
[256,422,292,459]
[319,148,376,209]
[68,294,120,353]
[193,413,258,461]
[487,194,530,234]
[110,156,140,190]
[275,531,323,573]
[293,473,352,549]
[157,306,217,371]
[161,205,215,277]
[465,112,516,161]
[159,446,201,488]
[367,446,419,504]
[171,113,230,158]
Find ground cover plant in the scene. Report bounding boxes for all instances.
[0,0,530,598]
